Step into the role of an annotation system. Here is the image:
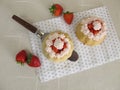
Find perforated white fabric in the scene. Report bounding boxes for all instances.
[29,6,120,82]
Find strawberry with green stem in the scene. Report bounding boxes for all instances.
[27,54,41,67]
[16,50,27,65]
[49,4,63,16]
[63,11,74,25]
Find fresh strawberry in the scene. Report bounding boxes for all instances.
[27,54,41,67]
[63,11,74,25]
[88,23,93,30]
[16,50,27,65]
[49,4,63,16]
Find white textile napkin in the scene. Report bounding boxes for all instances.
[29,6,120,82]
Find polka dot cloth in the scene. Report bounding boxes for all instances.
[29,6,120,82]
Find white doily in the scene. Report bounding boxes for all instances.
[29,6,120,82]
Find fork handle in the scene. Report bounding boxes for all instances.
[12,15,37,33]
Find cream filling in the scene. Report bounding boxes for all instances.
[81,16,107,41]
[45,32,71,58]
[93,21,102,30]
[54,38,64,50]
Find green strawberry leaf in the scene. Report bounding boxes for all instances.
[27,54,32,64]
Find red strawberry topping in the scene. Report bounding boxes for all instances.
[50,37,67,54]
[51,45,59,53]
[87,21,102,35]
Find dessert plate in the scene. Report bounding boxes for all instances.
[29,6,120,82]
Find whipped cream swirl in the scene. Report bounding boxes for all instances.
[81,16,107,41]
[45,32,71,58]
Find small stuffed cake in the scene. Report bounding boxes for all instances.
[75,16,107,46]
[42,31,74,62]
